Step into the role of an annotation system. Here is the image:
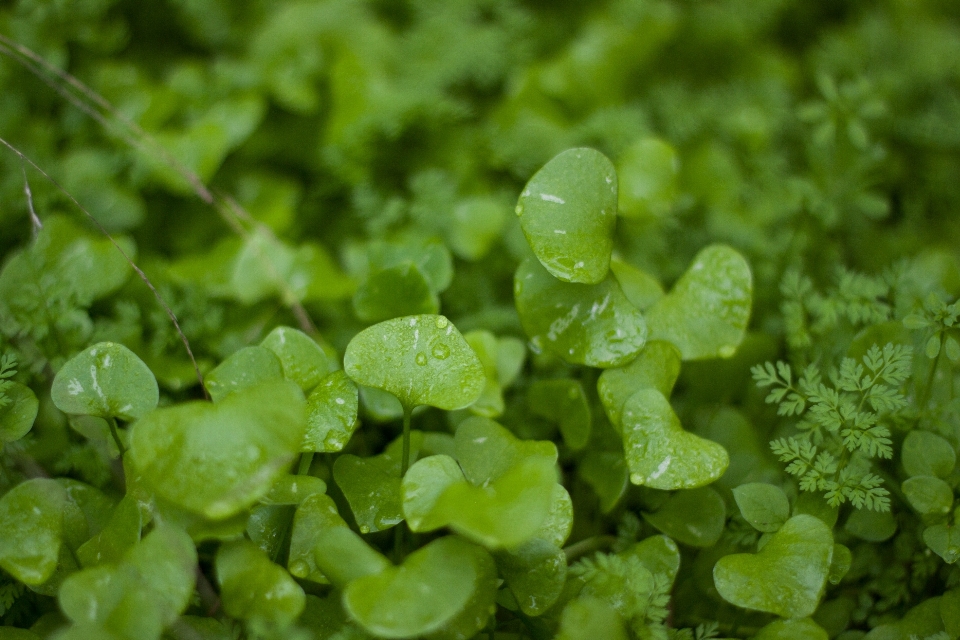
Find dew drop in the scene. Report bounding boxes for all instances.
[415,353,428,366]
[432,343,450,360]
[630,472,644,485]
[359,525,370,534]
[435,316,449,329]
[290,561,309,577]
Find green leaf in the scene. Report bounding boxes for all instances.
[343,315,484,410]
[609,258,665,311]
[528,378,591,450]
[616,137,680,219]
[514,257,647,368]
[555,597,628,640]
[261,474,327,505]
[646,244,752,360]
[621,389,728,489]
[288,494,348,583]
[342,536,496,639]
[216,539,305,628]
[732,483,790,532]
[203,346,284,403]
[449,196,508,261]
[124,525,197,626]
[333,453,404,534]
[642,487,726,547]
[942,588,960,636]
[402,454,466,533]
[313,526,392,589]
[902,430,956,478]
[515,147,617,284]
[304,370,360,452]
[454,416,557,486]
[844,508,897,542]
[902,476,954,515]
[495,538,567,616]
[534,483,575,548]
[353,263,440,323]
[462,331,526,419]
[828,544,852,585]
[0,478,67,585]
[260,326,339,392]
[579,451,629,513]
[923,524,960,563]
[753,618,829,640]
[76,496,142,568]
[51,342,159,421]
[129,380,306,519]
[714,514,834,618]
[0,381,38,444]
[597,340,681,430]
[620,534,682,587]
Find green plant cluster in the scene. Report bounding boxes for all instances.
[1,0,960,639]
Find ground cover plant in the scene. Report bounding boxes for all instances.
[0,0,960,638]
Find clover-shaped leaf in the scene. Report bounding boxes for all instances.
[216,539,305,628]
[260,325,339,392]
[342,536,496,639]
[304,370,359,452]
[646,244,752,360]
[344,315,484,411]
[515,257,647,368]
[203,346,283,402]
[0,478,67,585]
[52,342,159,421]
[129,381,306,519]
[0,381,38,445]
[620,535,681,587]
[516,147,617,284]
[714,514,834,618]
[598,340,681,430]
[621,389,728,489]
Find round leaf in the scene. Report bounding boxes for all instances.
[902,430,956,478]
[495,538,567,616]
[516,147,617,284]
[642,487,726,547]
[333,454,403,533]
[288,493,348,583]
[313,526,392,589]
[343,536,494,639]
[754,618,829,640]
[515,257,647,368]
[0,478,66,584]
[260,325,339,392]
[402,454,467,532]
[597,340,681,429]
[733,483,790,533]
[609,258,665,311]
[621,535,681,587]
[353,263,440,323]
[216,540,305,628]
[454,416,557,486]
[343,315,484,410]
[0,381,38,444]
[556,597,628,640]
[924,524,960,563]
[304,370,359,452]
[714,514,834,618]
[621,389,729,490]
[616,137,680,219]
[646,244,752,360]
[902,475,954,515]
[51,342,159,421]
[528,378,591,450]
[129,381,306,519]
[203,346,283,403]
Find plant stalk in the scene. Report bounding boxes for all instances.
[108,417,126,457]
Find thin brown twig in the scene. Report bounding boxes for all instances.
[0,136,210,399]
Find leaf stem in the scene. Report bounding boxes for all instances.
[400,405,413,477]
[563,535,617,563]
[918,337,943,415]
[108,417,126,457]
[297,452,314,476]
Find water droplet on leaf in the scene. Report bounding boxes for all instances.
[432,343,450,360]
[415,353,428,366]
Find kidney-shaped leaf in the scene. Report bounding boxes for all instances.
[714,514,834,618]
[52,342,159,421]
[216,540,305,628]
[129,381,306,520]
[516,147,617,284]
[344,315,484,410]
[515,257,647,368]
[0,478,66,585]
[0,381,38,444]
[343,536,495,639]
[597,340,681,430]
[203,346,284,403]
[454,416,557,486]
[260,325,339,392]
[621,389,728,490]
[646,245,752,360]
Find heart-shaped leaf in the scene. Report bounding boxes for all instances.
[344,315,484,410]
[288,493,349,583]
[216,540,305,628]
[609,258,665,311]
[616,137,680,219]
[528,378,591,450]
[203,346,284,402]
[304,370,359,452]
[902,430,956,478]
[124,525,197,626]
[129,381,306,519]
[334,454,404,533]
[714,514,834,618]
[353,263,440,323]
[902,475,954,515]
[52,342,159,421]
[515,147,617,284]
[642,487,726,547]
[621,389,728,489]
[515,257,647,368]
[495,538,567,616]
[924,523,960,563]
[0,478,67,585]
[260,326,339,392]
[646,244,752,360]
[454,416,557,486]
[343,536,496,639]
[597,340,681,430]
[733,483,790,532]
[0,381,38,444]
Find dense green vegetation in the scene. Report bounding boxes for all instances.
[1,0,960,638]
